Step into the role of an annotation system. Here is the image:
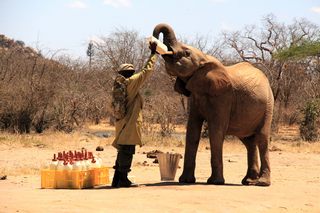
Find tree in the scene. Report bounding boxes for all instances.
[300,99,320,141]
[274,41,320,61]
[221,14,320,126]
[86,41,94,69]
[94,28,149,72]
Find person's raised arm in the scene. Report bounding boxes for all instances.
[126,42,158,93]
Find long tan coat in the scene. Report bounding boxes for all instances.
[112,54,157,149]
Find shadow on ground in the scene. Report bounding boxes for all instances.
[93,182,242,189]
[144,182,242,187]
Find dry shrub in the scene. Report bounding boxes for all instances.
[299,99,320,141]
[142,92,181,138]
[0,45,112,133]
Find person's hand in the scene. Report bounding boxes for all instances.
[149,41,157,54]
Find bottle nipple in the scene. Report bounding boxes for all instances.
[52,154,57,161]
[91,157,96,163]
[88,152,93,159]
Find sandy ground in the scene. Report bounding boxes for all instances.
[0,126,320,213]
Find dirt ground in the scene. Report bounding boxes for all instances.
[0,125,320,213]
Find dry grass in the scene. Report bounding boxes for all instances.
[0,129,113,151]
[0,123,319,153]
[0,123,320,177]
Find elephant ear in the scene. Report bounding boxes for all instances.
[174,77,191,97]
[186,63,232,96]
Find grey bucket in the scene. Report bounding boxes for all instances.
[157,153,180,181]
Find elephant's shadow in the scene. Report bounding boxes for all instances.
[144,182,242,187]
[92,182,242,189]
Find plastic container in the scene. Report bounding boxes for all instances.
[92,167,109,186]
[147,36,173,55]
[157,153,180,181]
[41,167,110,189]
[41,169,56,189]
[42,149,110,189]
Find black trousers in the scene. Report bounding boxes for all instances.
[115,145,135,173]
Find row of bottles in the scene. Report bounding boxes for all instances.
[49,149,102,171]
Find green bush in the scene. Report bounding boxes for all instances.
[274,41,320,61]
[299,99,320,141]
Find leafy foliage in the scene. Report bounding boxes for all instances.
[299,99,320,141]
[274,41,320,61]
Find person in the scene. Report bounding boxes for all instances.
[111,42,158,188]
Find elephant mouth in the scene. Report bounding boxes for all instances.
[162,54,174,63]
[162,46,182,64]
[162,57,190,77]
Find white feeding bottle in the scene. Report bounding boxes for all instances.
[56,157,65,171]
[91,157,101,169]
[94,154,103,166]
[84,152,91,170]
[63,160,73,171]
[49,154,58,170]
[73,157,83,171]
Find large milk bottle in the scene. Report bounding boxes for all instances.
[73,158,83,171]
[91,157,101,169]
[63,160,73,171]
[56,159,65,171]
[49,154,59,170]
[84,154,91,171]
[147,36,173,55]
[94,153,102,166]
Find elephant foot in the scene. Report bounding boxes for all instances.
[241,171,260,185]
[179,173,196,184]
[255,175,271,187]
[241,176,259,185]
[207,176,225,185]
[245,170,270,186]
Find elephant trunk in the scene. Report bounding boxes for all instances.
[152,23,178,51]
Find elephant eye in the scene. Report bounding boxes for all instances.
[173,52,183,60]
[185,50,191,57]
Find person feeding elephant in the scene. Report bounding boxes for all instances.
[110,41,158,188]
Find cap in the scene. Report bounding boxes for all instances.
[118,63,135,72]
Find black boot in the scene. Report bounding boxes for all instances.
[118,172,134,187]
[116,145,138,187]
[111,163,120,188]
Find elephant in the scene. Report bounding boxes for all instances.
[153,23,274,186]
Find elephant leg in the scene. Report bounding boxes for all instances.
[240,135,260,185]
[254,112,272,187]
[207,124,226,185]
[179,105,204,184]
[255,133,271,186]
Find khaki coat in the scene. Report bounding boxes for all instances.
[112,54,157,148]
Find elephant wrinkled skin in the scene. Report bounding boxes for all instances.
[153,23,274,186]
